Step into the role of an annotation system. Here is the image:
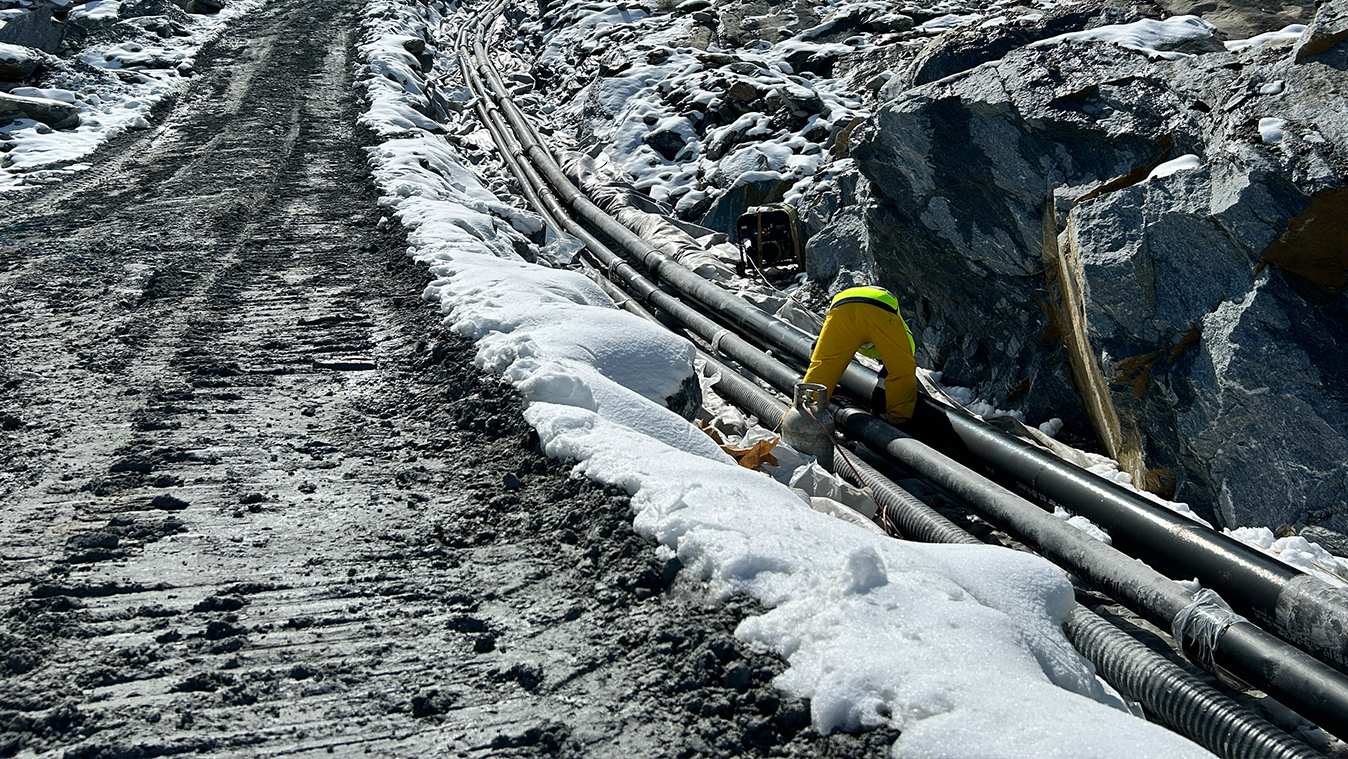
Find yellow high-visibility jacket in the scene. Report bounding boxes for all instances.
[803,286,917,424]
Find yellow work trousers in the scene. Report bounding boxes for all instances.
[802,302,917,424]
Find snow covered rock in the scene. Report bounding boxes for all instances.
[900,6,1138,88]
[0,42,44,80]
[0,90,80,129]
[69,0,126,28]
[851,12,1348,530]
[1155,0,1313,40]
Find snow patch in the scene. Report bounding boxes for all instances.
[1258,117,1287,144]
[1031,15,1218,60]
[1145,153,1200,181]
[1224,24,1306,52]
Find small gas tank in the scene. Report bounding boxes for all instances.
[735,203,803,278]
[780,382,834,469]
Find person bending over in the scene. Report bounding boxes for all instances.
[803,286,916,424]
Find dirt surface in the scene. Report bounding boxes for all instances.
[0,1,897,756]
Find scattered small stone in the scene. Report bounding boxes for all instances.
[502,472,520,490]
[298,481,317,494]
[723,661,752,691]
[69,532,119,550]
[150,494,189,511]
[111,457,154,474]
[473,634,496,654]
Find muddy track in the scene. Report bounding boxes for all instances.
[0,0,895,756]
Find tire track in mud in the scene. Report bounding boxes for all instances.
[0,1,896,756]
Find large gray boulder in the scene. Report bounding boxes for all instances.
[0,91,80,129]
[849,10,1348,528]
[0,7,65,54]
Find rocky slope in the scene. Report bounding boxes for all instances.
[522,0,1347,536]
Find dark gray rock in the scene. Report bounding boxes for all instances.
[665,372,704,422]
[0,42,44,81]
[0,91,80,129]
[0,7,65,54]
[644,122,690,160]
[901,6,1136,88]
[1167,271,1348,528]
[699,173,790,235]
[850,21,1348,527]
[798,167,876,281]
[1294,0,1348,61]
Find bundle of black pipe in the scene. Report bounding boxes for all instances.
[903,394,1348,673]
[834,406,1348,740]
[472,8,1348,679]
[694,352,1323,759]
[457,9,1348,744]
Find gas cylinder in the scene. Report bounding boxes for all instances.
[781,382,835,469]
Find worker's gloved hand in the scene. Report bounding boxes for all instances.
[870,366,887,417]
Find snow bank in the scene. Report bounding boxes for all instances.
[358,0,1216,756]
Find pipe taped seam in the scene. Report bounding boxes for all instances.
[1172,589,1242,670]
[1276,574,1348,671]
[710,329,733,355]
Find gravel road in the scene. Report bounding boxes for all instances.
[0,0,895,756]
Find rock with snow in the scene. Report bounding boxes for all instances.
[0,41,44,80]
[850,15,1348,530]
[0,90,80,129]
[119,14,188,38]
[1153,0,1314,39]
[0,7,65,54]
[69,0,125,28]
[900,6,1136,88]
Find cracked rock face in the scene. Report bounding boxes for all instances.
[851,9,1348,528]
